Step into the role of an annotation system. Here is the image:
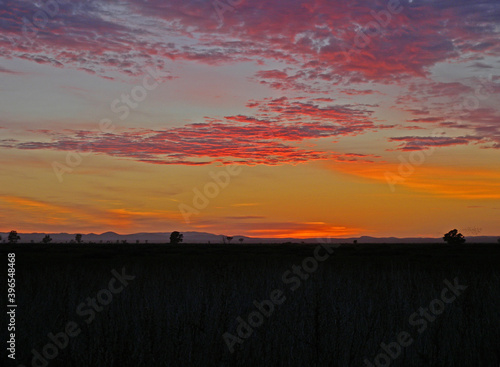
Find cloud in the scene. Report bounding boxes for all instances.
[224,216,266,220]
[327,161,500,200]
[1,0,499,84]
[0,66,23,74]
[388,135,484,151]
[0,194,183,232]
[395,79,500,149]
[244,221,363,238]
[1,96,385,165]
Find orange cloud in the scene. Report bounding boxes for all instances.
[328,161,500,199]
[246,222,363,239]
[0,196,183,232]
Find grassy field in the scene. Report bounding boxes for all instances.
[1,242,499,367]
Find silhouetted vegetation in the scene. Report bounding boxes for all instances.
[42,235,52,244]
[443,229,466,244]
[169,231,183,244]
[75,234,83,244]
[1,242,499,367]
[8,230,20,244]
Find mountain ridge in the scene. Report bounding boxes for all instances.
[1,231,498,244]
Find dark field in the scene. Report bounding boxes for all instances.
[2,242,500,367]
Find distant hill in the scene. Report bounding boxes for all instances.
[1,231,499,244]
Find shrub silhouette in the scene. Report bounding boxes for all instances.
[42,235,52,244]
[443,229,466,244]
[8,230,20,244]
[75,234,83,244]
[170,231,183,244]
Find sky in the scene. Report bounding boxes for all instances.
[0,0,499,238]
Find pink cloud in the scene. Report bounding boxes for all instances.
[1,0,499,84]
[388,135,485,151]
[1,95,385,165]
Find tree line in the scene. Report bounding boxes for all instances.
[2,229,499,244]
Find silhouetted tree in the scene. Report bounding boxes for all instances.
[170,231,183,244]
[8,231,20,244]
[353,240,358,244]
[443,229,466,244]
[75,234,83,244]
[226,236,233,244]
[42,235,52,244]
[497,238,500,244]
[239,238,244,244]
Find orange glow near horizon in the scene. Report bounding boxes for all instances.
[1,1,500,239]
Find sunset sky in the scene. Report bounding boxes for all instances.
[1,0,499,238]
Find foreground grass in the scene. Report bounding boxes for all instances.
[1,243,499,367]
